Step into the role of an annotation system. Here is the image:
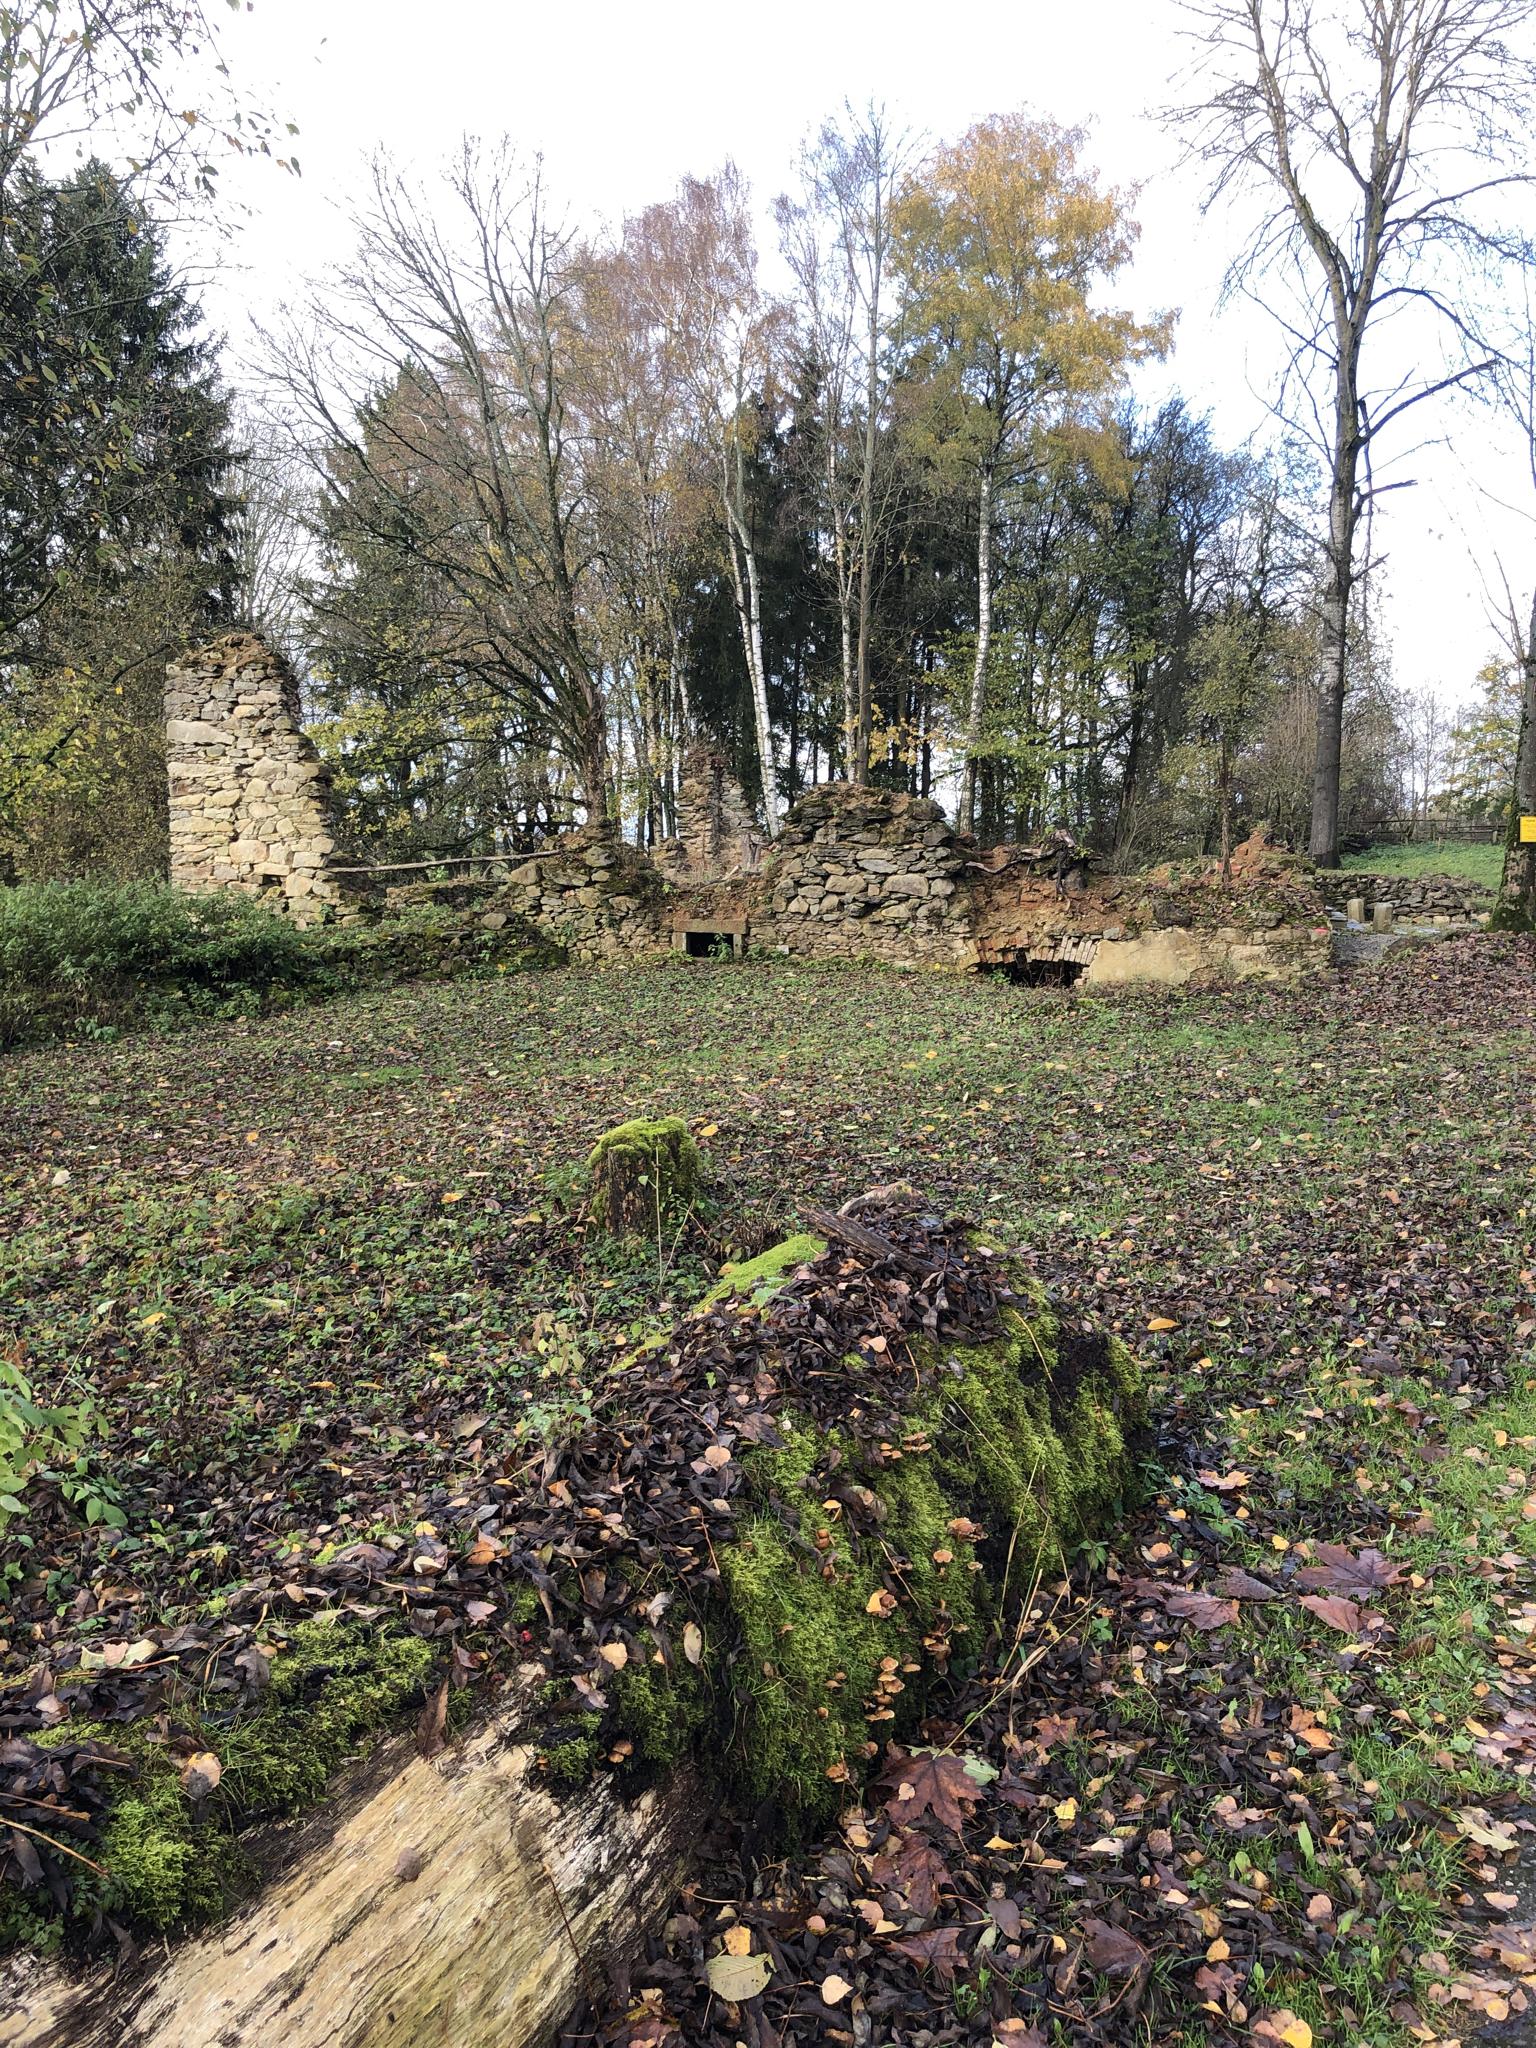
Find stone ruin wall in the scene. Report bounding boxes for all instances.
[161,634,1331,980]
[657,744,764,882]
[165,633,344,927]
[1313,867,1492,922]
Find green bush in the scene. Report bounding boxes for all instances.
[0,1354,123,1550]
[0,881,308,1048]
[0,881,560,1050]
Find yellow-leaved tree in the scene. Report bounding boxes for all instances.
[891,114,1169,832]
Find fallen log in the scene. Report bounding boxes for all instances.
[1,1203,1144,2047]
[1,1675,706,2048]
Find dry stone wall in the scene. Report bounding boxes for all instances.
[753,789,973,966]
[386,829,665,965]
[160,665,1335,986]
[165,634,343,925]
[1315,868,1492,921]
[658,744,764,881]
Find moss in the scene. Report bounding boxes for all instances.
[610,1656,711,1771]
[585,1116,707,1236]
[701,1255,1145,1830]
[541,1731,600,1785]
[0,1619,434,1947]
[698,1232,826,1312]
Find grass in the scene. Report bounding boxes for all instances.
[1340,840,1503,886]
[1,947,1533,2036]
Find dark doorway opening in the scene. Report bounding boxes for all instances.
[684,929,736,959]
[993,956,1087,988]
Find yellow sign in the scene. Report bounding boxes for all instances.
[1522,816,1536,843]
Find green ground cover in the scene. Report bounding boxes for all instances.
[1340,841,1503,887]
[2,941,1534,2039]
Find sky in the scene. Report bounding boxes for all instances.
[185,0,1535,710]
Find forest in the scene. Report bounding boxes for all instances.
[1,5,1531,901]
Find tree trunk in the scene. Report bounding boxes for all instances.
[723,498,780,839]
[1310,398,1359,868]
[1495,581,1536,931]
[831,489,855,779]
[853,413,877,790]
[0,1683,706,2048]
[961,463,994,836]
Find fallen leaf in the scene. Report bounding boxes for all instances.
[820,1974,852,2004]
[682,1621,703,1666]
[1457,1807,1520,1853]
[1295,1543,1403,1597]
[888,1925,965,1980]
[883,1749,988,1835]
[1083,1917,1149,1980]
[1167,1589,1239,1630]
[417,1678,448,1759]
[1298,1592,1367,1634]
[178,1751,221,1801]
[1254,2013,1313,2048]
[703,1949,772,2002]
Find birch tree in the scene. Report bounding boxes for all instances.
[892,113,1164,833]
[1168,0,1536,865]
[627,168,787,834]
[272,146,614,821]
[778,105,918,783]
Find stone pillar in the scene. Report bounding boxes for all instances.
[165,633,344,926]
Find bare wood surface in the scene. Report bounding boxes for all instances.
[0,1685,706,2048]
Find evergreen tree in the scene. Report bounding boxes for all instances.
[0,161,237,876]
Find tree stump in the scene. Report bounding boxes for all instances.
[585,1117,705,1236]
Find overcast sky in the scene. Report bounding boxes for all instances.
[193,0,1535,709]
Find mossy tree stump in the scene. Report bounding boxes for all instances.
[611,1229,1145,1823]
[585,1116,705,1236]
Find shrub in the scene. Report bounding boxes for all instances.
[0,1353,122,1550]
[0,881,308,1048]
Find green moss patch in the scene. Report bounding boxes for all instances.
[0,1619,432,1946]
[585,1116,708,1236]
[697,1231,826,1310]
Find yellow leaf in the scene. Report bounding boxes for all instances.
[1147,1316,1179,1333]
[1053,1797,1078,1824]
[704,1950,772,2002]
[723,1925,752,1956]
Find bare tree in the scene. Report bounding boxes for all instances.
[230,408,314,657]
[0,0,296,207]
[778,104,919,785]
[1169,0,1536,865]
[268,145,613,820]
